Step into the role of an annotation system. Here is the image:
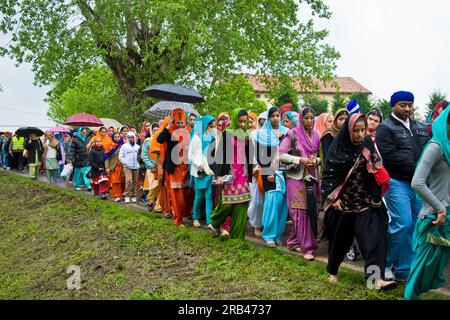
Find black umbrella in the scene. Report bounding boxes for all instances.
[142,83,205,104]
[304,174,318,237]
[15,127,45,137]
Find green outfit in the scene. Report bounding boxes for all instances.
[210,192,249,240]
[405,107,450,300]
[210,108,251,240]
[404,211,450,300]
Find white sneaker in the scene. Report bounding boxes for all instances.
[114,197,121,202]
[75,188,81,191]
[125,197,130,204]
[131,197,137,203]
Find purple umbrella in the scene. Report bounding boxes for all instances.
[64,113,103,127]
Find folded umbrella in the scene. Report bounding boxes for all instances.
[15,126,45,137]
[304,174,318,237]
[144,101,201,122]
[64,113,103,127]
[142,83,205,104]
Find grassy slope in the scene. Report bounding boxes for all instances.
[0,171,445,300]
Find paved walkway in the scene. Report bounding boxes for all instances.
[5,168,450,297]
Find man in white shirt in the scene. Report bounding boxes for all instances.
[119,132,140,204]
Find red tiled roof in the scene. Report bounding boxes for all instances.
[246,74,371,94]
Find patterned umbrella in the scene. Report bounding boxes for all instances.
[64,113,103,127]
[143,101,201,122]
[47,125,71,134]
[88,118,122,132]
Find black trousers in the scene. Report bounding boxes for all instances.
[12,151,24,170]
[324,206,388,279]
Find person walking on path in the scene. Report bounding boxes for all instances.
[24,133,43,179]
[247,111,267,237]
[209,108,253,240]
[67,127,92,191]
[376,91,429,282]
[405,107,450,299]
[105,132,125,202]
[255,106,289,247]
[319,108,350,171]
[279,107,321,260]
[157,109,194,226]
[141,125,159,211]
[89,136,109,199]
[119,132,140,204]
[321,113,395,290]
[189,115,217,229]
[10,133,25,170]
[43,133,61,184]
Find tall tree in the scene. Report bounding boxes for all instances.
[200,75,266,118]
[0,0,339,123]
[303,94,329,115]
[331,92,347,114]
[425,90,448,119]
[47,64,129,124]
[268,74,300,112]
[375,99,392,120]
[348,92,373,114]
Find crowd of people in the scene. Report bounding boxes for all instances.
[0,92,448,299]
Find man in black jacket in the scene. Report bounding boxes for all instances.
[375,91,429,282]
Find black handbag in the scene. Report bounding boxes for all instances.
[278,133,301,172]
[56,146,62,162]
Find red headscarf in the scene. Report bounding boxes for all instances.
[279,103,293,118]
[138,121,151,143]
[427,101,448,137]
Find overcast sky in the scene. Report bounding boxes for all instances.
[0,0,449,129]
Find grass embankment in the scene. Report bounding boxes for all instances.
[0,171,445,300]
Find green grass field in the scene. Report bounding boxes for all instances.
[0,171,446,300]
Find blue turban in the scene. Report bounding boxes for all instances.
[390,91,414,108]
[346,99,360,114]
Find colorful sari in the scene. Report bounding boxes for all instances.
[210,108,251,239]
[405,107,450,299]
[279,107,321,253]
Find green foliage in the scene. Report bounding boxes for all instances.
[425,90,448,119]
[0,0,340,124]
[47,64,129,124]
[268,75,299,112]
[348,92,373,114]
[375,99,392,120]
[303,95,329,115]
[200,75,267,118]
[332,93,348,114]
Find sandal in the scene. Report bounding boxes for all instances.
[328,275,338,283]
[266,241,276,248]
[220,229,230,238]
[193,220,201,228]
[303,254,315,261]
